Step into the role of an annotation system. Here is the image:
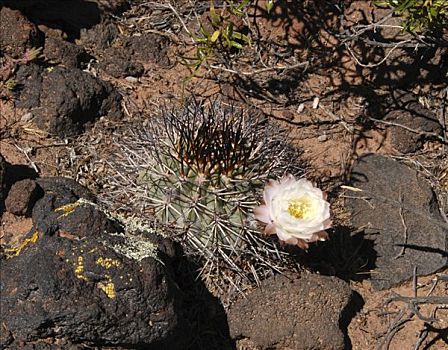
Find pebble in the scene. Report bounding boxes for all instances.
[317,134,329,142]
[21,112,33,122]
[125,76,138,83]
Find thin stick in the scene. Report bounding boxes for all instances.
[370,117,447,143]
[209,61,309,76]
[345,39,412,68]
[167,3,195,43]
[395,193,409,259]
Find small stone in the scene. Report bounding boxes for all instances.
[125,76,139,83]
[100,47,144,78]
[43,37,91,68]
[228,273,353,349]
[317,134,329,142]
[124,33,171,67]
[0,154,6,210]
[20,112,33,122]
[5,179,43,217]
[385,102,442,154]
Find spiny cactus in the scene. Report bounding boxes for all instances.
[103,98,305,287]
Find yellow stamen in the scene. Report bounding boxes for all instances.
[288,198,313,219]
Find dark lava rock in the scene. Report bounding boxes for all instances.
[100,48,144,78]
[43,37,91,68]
[0,232,187,349]
[347,154,448,290]
[1,0,128,41]
[36,176,96,203]
[0,0,101,39]
[13,63,43,107]
[0,7,43,58]
[32,191,120,238]
[16,65,122,137]
[5,179,43,216]
[80,22,119,50]
[32,176,111,236]
[125,33,171,67]
[0,179,189,349]
[227,273,353,350]
[0,153,6,212]
[92,0,130,14]
[385,101,442,154]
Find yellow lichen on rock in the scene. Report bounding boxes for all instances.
[97,275,116,299]
[73,254,118,299]
[55,201,81,218]
[96,257,121,269]
[74,256,88,281]
[4,231,39,258]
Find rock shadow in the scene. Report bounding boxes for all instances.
[0,0,103,40]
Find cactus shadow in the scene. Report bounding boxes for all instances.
[165,244,236,350]
[291,226,377,282]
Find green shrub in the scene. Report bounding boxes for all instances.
[377,0,448,32]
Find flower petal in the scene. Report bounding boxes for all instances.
[264,223,277,235]
[253,205,271,224]
[276,228,293,242]
[280,173,296,186]
[284,237,299,245]
[295,238,309,249]
[263,179,279,204]
[311,230,329,242]
[258,173,332,248]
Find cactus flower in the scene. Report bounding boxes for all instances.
[254,174,331,249]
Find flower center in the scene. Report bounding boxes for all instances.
[288,198,313,219]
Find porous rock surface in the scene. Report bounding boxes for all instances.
[15,65,122,137]
[227,273,353,350]
[385,101,442,154]
[0,153,6,213]
[5,178,43,216]
[0,177,189,349]
[0,7,43,58]
[99,47,144,78]
[347,154,448,290]
[43,37,91,68]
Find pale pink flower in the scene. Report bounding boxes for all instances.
[254,174,331,249]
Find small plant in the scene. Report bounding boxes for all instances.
[1,47,42,94]
[376,0,448,32]
[181,1,251,75]
[104,99,304,286]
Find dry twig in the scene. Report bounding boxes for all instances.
[378,268,448,350]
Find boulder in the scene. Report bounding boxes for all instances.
[0,177,189,349]
[347,154,448,290]
[228,273,353,350]
[16,65,122,137]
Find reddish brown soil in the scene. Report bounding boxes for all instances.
[1,1,447,349]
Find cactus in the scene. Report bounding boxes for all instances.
[104,98,304,286]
